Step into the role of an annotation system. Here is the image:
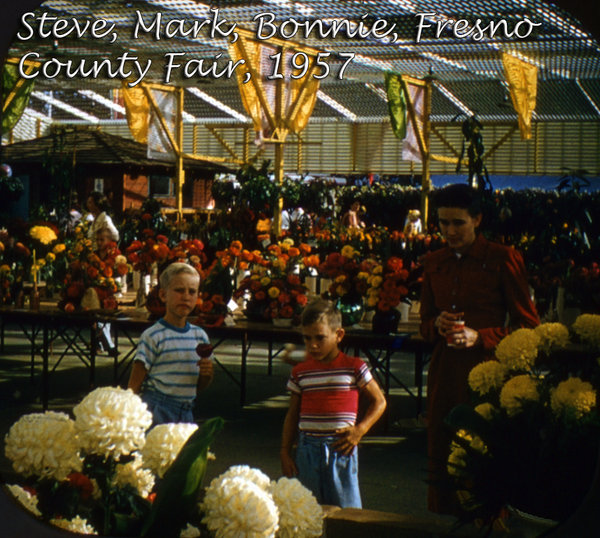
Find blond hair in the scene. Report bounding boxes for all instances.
[159,262,200,289]
[301,298,341,329]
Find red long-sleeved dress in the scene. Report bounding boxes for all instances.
[420,233,539,514]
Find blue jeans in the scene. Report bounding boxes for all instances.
[141,388,195,425]
[296,432,362,508]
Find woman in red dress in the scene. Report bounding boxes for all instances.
[420,184,539,514]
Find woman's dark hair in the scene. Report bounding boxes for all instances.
[89,191,111,212]
[433,184,482,217]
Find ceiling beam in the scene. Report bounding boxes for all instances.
[317,90,357,121]
[186,87,249,123]
[31,91,100,123]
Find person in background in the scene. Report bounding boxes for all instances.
[127,262,214,425]
[86,191,119,250]
[280,298,386,508]
[341,200,364,229]
[419,183,539,515]
[403,209,422,237]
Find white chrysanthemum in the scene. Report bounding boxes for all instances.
[269,477,323,538]
[495,329,540,371]
[50,515,97,534]
[572,314,600,347]
[4,412,82,481]
[534,323,570,353]
[7,484,42,517]
[73,387,152,458]
[201,476,279,538]
[214,465,271,491]
[141,423,198,478]
[180,523,202,538]
[113,453,155,498]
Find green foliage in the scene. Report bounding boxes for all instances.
[142,417,225,538]
[211,180,239,210]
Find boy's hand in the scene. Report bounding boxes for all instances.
[333,425,365,455]
[197,357,214,377]
[280,450,298,477]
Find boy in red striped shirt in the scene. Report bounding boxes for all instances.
[280,298,386,507]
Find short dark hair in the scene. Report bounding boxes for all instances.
[433,184,482,217]
[301,298,342,329]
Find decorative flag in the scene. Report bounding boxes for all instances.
[147,87,177,160]
[120,83,149,143]
[385,73,425,162]
[2,59,37,132]
[228,35,319,143]
[502,53,538,140]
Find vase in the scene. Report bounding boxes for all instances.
[372,308,400,334]
[135,284,148,308]
[336,297,364,327]
[29,283,40,311]
[272,317,293,328]
[244,300,269,322]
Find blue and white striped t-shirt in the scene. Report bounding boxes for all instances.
[135,319,210,403]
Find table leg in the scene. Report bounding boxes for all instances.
[240,332,248,406]
[90,326,97,388]
[267,339,273,375]
[42,325,49,410]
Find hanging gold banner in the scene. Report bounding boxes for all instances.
[502,53,538,140]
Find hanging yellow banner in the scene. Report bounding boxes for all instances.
[120,82,149,143]
[228,35,320,143]
[502,53,538,140]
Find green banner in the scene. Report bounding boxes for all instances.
[2,61,35,132]
[384,72,407,140]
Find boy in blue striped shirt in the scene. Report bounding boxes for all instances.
[128,262,214,425]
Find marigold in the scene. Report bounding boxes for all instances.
[495,328,540,371]
[30,225,57,245]
[534,323,570,353]
[340,245,356,259]
[572,314,600,347]
[499,374,539,416]
[268,286,280,299]
[550,377,596,419]
[468,360,507,396]
[474,402,496,420]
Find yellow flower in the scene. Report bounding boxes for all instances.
[36,259,46,268]
[334,275,347,284]
[340,245,355,259]
[495,329,540,371]
[335,285,347,297]
[268,286,280,299]
[372,265,383,275]
[468,361,507,396]
[474,402,496,420]
[366,296,378,308]
[356,271,369,280]
[456,429,487,454]
[534,323,570,353]
[0,264,10,274]
[260,277,271,287]
[447,443,468,477]
[550,378,596,419]
[499,375,539,416]
[45,252,56,263]
[29,226,57,245]
[572,314,600,347]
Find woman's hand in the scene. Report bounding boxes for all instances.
[435,311,480,348]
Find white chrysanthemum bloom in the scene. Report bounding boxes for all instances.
[572,314,600,347]
[269,477,323,538]
[7,484,42,517]
[113,453,155,498]
[201,476,279,538]
[534,323,570,353]
[141,423,198,478]
[50,515,98,534]
[4,411,82,481]
[180,523,202,538]
[495,328,541,371]
[73,387,152,459]
[214,465,271,491]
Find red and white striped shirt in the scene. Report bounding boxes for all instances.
[287,351,372,436]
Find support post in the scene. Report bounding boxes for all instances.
[421,77,433,229]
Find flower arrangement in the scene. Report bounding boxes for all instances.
[201,465,323,538]
[4,386,224,537]
[317,245,373,303]
[234,240,311,323]
[125,230,171,276]
[445,316,600,529]
[59,230,128,312]
[364,256,410,312]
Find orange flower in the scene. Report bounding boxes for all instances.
[87,266,99,279]
[287,247,300,257]
[299,243,311,255]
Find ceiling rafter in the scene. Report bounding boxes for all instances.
[31,91,100,123]
[186,87,249,122]
[317,90,358,121]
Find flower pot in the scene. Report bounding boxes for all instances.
[336,297,364,327]
[372,308,400,334]
[244,300,269,322]
[272,317,293,328]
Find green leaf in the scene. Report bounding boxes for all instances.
[142,417,224,538]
